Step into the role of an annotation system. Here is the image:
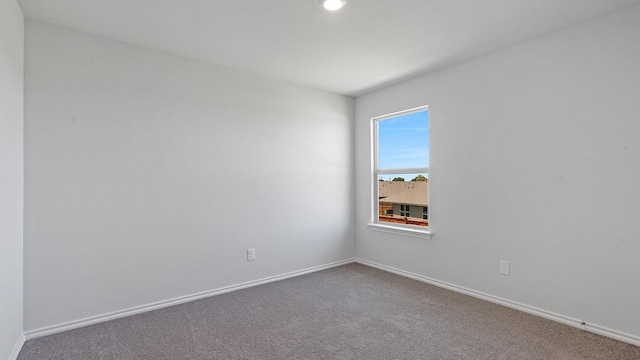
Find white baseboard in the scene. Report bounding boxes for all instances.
[24,258,355,340]
[355,258,640,347]
[22,257,640,348]
[9,334,25,360]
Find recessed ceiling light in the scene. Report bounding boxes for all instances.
[321,0,346,11]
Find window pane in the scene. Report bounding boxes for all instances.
[378,179,428,227]
[375,107,429,229]
[378,111,429,170]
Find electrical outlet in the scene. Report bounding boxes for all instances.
[247,248,255,261]
[499,260,510,276]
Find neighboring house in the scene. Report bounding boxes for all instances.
[378,181,428,226]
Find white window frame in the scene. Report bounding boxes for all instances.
[368,105,432,239]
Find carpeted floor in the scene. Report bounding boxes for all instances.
[18,263,640,359]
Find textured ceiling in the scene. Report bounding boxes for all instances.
[18,0,640,96]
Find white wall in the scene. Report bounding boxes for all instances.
[24,20,355,331]
[0,0,24,358]
[355,5,640,340]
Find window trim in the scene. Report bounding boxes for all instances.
[367,222,432,239]
[370,105,431,240]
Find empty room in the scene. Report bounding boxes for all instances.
[2,0,640,359]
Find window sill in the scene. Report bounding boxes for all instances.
[367,223,432,240]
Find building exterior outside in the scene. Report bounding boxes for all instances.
[378,181,428,227]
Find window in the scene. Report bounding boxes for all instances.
[400,205,410,217]
[370,106,430,238]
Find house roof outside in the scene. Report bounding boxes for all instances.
[378,181,427,207]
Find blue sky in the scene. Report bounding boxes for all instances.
[378,110,429,181]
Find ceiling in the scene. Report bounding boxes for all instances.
[18,0,640,96]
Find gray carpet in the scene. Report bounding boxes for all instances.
[18,263,640,359]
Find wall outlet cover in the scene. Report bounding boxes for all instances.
[499,260,510,275]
